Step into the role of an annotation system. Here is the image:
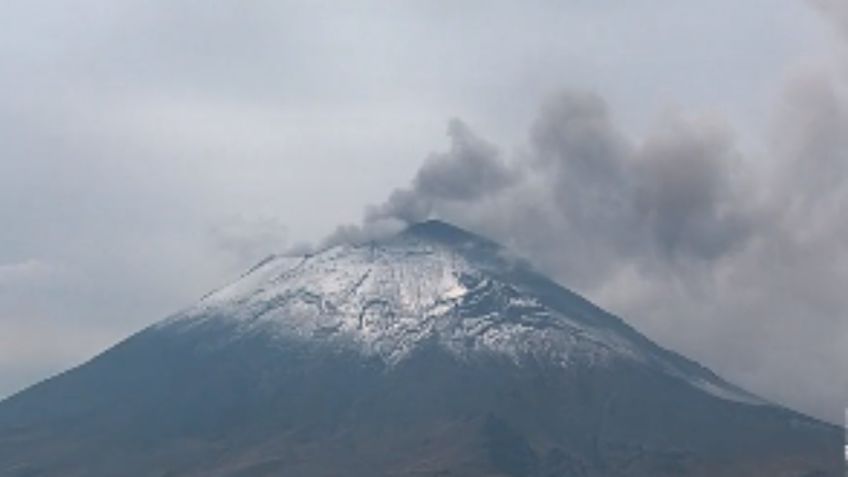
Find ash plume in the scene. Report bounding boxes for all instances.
[328,32,848,423]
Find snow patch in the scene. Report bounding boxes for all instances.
[163,232,763,406]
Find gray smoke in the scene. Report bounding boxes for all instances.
[279,2,848,424]
[331,51,848,424]
[354,91,758,288]
[2,0,842,426]
[366,118,515,224]
[811,0,848,36]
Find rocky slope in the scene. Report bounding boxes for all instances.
[0,220,841,476]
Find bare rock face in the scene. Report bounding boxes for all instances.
[0,220,841,476]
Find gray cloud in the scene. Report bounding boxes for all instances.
[210,215,290,267]
[345,70,846,423]
[633,115,754,262]
[366,118,514,225]
[414,119,515,202]
[810,0,848,36]
[365,92,757,285]
[0,0,842,428]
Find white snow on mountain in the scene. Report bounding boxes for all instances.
[160,222,764,406]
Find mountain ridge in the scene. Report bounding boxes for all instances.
[0,220,840,476]
[168,219,764,405]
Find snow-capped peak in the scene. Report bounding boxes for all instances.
[164,220,763,405]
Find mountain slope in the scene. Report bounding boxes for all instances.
[0,220,841,476]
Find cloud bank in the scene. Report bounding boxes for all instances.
[0,0,841,427]
[329,9,848,423]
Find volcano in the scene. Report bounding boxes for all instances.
[0,220,840,476]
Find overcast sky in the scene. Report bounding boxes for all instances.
[1,0,846,423]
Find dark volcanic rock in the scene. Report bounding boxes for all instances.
[0,221,841,476]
